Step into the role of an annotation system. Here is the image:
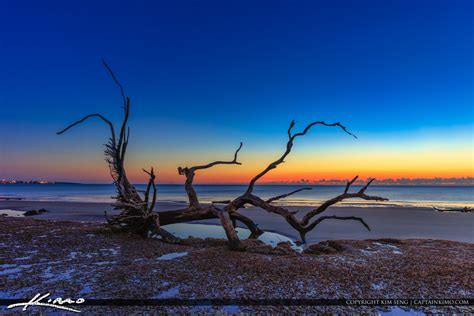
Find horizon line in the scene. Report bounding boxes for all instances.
[2,182,473,187]
[2,177,473,186]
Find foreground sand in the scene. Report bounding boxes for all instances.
[1,200,473,243]
[1,218,473,314]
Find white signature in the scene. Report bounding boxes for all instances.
[7,293,85,313]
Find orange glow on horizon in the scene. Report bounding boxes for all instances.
[3,130,473,184]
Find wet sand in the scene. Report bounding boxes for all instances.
[1,200,472,243]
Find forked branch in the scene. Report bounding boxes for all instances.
[179,142,243,174]
[178,142,243,207]
[300,176,387,226]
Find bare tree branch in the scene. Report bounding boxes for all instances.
[117,98,130,160]
[212,200,232,204]
[211,205,244,250]
[229,211,264,238]
[358,178,375,194]
[142,167,157,213]
[301,177,387,226]
[225,121,388,244]
[101,59,126,107]
[304,215,371,233]
[57,114,116,145]
[291,121,357,139]
[188,142,243,172]
[266,187,312,203]
[246,120,357,194]
[178,142,243,207]
[344,175,359,194]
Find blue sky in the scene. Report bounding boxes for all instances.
[0,0,472,183]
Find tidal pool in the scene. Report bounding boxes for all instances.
[161,223,303,252]
[0,209,25,217]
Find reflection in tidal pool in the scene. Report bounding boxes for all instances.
[162,223,303,252]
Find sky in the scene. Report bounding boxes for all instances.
[0,0,473,184]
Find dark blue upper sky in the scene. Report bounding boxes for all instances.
[0,0,472,182]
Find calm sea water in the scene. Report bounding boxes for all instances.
[1,184,473,209]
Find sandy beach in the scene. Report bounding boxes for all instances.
[1,217,473,314]
[2,200,473,314]
[1,200,472,243]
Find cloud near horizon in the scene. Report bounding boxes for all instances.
[263,177,474,186]
[1,177,473,186]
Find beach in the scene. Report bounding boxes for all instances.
[1,200,473,243]
[1,217,473,314]
[1,198,473,314]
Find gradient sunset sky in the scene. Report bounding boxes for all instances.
[0,0,473,184]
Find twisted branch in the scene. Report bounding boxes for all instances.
[246,120,356,194]
[57,114,116,146]
[57,61,168,239]
[226,120,388,243]
[57,61,388,250]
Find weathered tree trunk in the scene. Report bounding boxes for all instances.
[58,61,388,250]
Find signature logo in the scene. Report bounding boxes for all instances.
[7,293,85,313]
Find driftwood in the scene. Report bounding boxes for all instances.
[57,61,388,249]
[433,207,472,213]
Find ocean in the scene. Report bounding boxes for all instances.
[1,183,473,209]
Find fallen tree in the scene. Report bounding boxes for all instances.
[58,61,388,250]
